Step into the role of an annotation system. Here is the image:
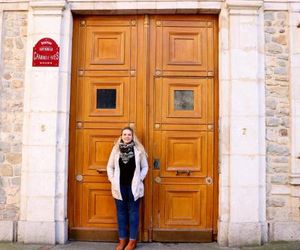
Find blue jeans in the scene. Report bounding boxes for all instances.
[115,185,140,240]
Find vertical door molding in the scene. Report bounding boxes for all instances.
[19,0,72,244]
[218,0,267,247]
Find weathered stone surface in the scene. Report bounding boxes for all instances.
[271,175,288,185]
[265,12,275,21]
[267,143,289,155]
[272,35,287,45]
[0,11,27,222]
[266,43,282,53]
[0,165,13,176]
[265,11,293,225]
[267,197,286,207]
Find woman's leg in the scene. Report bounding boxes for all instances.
[115,186,129,239]
[128,190,140,240]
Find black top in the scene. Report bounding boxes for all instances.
[119,156,136,186]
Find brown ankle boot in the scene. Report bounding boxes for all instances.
[116,238,128,250]
[124,239,137,250]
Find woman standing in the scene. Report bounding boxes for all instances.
[107,127,148,250]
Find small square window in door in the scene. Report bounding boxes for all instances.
[174,90,194,110]
[96,89,116,109]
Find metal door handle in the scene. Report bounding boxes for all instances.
[176,170,191,176]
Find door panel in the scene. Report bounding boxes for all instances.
[80,76,132,122]
[160,78,209,123]
[69,14,218,242]
[159,184,206,228]
[82,182,117,227]
[155,18,214,77]
[160,131,210,177]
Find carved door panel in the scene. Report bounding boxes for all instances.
[149,15,217,242]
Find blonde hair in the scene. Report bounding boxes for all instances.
[114,127,147,156]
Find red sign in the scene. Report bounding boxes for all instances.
[32,38,59,67]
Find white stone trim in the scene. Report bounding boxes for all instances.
[289,3,300,184]
[68,1,223,12]
[19,0,71,244]
[218,0,267,247]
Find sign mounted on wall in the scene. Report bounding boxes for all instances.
[32,38,59,67]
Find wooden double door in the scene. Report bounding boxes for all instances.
[68,14,218,242]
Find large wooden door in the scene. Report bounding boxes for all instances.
[148,15,218,242]
[68,14,218,242]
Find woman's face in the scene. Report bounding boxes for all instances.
[121,129,133,144]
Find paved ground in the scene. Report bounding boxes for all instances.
[0,241,300,250]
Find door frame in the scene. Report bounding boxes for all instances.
[67,13,219,242]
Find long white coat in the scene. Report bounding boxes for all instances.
[107,146,148,201]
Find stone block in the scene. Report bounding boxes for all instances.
[5,153,21,165]
[274,66,287,75]
[23,112,58,146]
[267,143,289,155]
[18,221,55,244]
[230,155,260,187]
[0,221,14,241]
[230,187,259,222]
[218,221,229,246]
[228,222,263,247]
[267,197,286,207]
[55,220,68,244]
[230,117,260,155]
[23,145,56,173]
[265,12,275,21]
[26,197,55,221]
[231,80,260,116]
[271,175,288,184]
[0,165,13,176]
[270,222,300,241]
[266,43,283,53]
[29,70,59,112]
[27,173,55,197]
[230,49,258,80]
[270,185,290,195]
[31,15,62,36]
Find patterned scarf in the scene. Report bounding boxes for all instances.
[119,140,135,164]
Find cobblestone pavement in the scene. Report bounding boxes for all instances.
[0,241,300,250]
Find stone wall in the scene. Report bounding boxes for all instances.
[0,11,27,222]
[265,10,295,229]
